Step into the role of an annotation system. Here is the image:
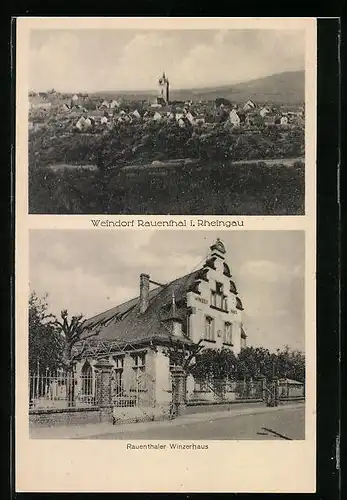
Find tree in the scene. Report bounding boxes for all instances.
[163,338,204,375]
[54,310,100,370]
[190,348,237,381]
[188,347,237,398]
[53,310,100,406]
[29,292,63,373]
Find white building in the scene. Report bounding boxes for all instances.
[229,109,241,126]
[243,99,256,111]
[74,238,247,408]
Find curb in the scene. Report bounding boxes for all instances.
[30,402,305,440]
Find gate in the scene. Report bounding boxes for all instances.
[263,379,279,407]
[111,369,155,409]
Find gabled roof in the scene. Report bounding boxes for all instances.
[278,378,303,385]
[82,270,203,344]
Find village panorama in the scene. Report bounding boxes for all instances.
[29,70,305,215]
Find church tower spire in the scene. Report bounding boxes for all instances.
[157,72,170,105]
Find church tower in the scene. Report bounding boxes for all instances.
[158,72,170,104]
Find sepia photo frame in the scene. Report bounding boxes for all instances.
[10,15,340,497]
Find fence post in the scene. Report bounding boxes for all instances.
[260,376,266,403]
[94,361,113,408]
[274,377,279,406]
[170,366,187,417]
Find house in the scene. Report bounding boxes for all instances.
[185,111,196,124]
[122,114,133,124]
[280,116,289,126]
[75,116,85,131]
[229,109,241,126]
[175,113,184,122]
[132,109,142,120]
[278,378,304,398]
[99,100,110,110]
[185,111,205,125]
[177,117,190,128]
[75,116,92,131]
[110,100,120,109]
[259,106,271,118]
[84,117,92,128]
[73,238,247,408]
[243,99,256,111]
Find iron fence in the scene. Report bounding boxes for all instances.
[192,377,304,403]
[29,369,95,409]
[192,378,264,402]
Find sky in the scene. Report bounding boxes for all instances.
[29,230,305,352]
[29,29,305,92]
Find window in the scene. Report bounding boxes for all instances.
[131,352,146,392]
[211,282,228,311]
[186,311,191,338]
[112,356,124,397]
[222,296,228,311]
[204,316,215,341]
[223,322,233,345]
[81,361,93,396]
[114,357,124,370]
[132,353,146,373]
[210,290,217,307]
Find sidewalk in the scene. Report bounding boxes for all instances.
[30,402,305,440]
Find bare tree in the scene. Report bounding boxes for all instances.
[54,309,100,406]
[163,337,204,374]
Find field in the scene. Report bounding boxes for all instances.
[29,160,304,215]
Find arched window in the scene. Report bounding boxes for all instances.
[81,361,93,396]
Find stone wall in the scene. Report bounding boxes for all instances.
[29,406,113,426]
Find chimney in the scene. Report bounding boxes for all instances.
[140,273,150,314]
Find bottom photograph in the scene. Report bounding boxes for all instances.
[28,230,305,441]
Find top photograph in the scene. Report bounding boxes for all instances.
[26,24,310,215]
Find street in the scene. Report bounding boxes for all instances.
[74,405,305,441]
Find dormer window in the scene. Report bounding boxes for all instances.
[216,282,224,294]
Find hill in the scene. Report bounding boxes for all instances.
[180,70,305,104]
[91,70,304,105]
